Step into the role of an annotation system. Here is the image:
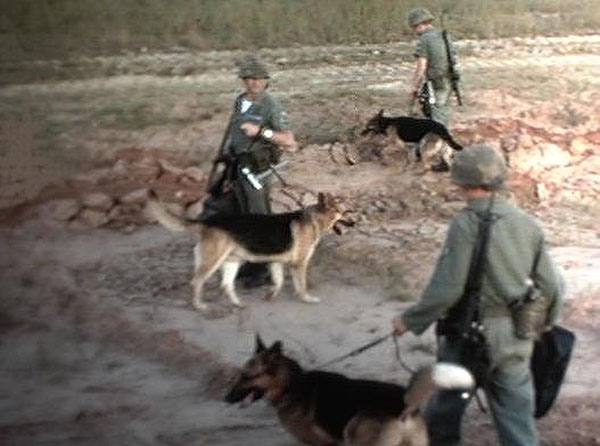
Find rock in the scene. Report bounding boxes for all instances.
[112,159,130,176]
[109,203,145,224]
[164,202,185,217]
[535,182,550,202]
[510,146,544,174]
[569,137,592,156]
[539,143,571,168]
[38,198,81,221]
[72,167,126,185]
[183,166,205,183]
[78,209,109,227]
[437,201,464,218]
[158,159,186,176]
[81,192,113,211]
[119,188,149,205]
[128,157,161,181]
[185,200,205,220]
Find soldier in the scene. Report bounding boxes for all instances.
[391,145,565,445]
[407,7,459,172]
[227,54,296,214]
[208,55,296,287]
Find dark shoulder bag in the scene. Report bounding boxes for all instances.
[531,325,576,418]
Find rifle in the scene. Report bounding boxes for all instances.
[442,30,463,106]
[207,110,235,197]
[436,194,497,387]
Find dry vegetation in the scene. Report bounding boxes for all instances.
[1,0,600,62]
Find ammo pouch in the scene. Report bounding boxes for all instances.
[509,288,550,340]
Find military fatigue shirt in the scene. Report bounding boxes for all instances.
[403,196,565,335]
[414,28,455,83]
[228,91,290,158]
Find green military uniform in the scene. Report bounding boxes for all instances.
[413,27,456,126]
[228,91,290,214]
[401,146,565,446]
[408,8,459,170]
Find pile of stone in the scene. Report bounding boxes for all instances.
[33,156,208,229]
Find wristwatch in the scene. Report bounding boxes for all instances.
[261,128,274,140]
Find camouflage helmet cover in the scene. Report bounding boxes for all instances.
[238,55,270,79]
[407,8,435,28]
[450,145,508,188]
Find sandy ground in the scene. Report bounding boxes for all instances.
[1,35,600,445]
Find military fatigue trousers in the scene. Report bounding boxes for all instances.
[427,78,452,126]
[426,317,538,446]
[419,78,454,167]
[234,170,271,215]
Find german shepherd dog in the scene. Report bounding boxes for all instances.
[146,192,350,311]
[225,336,474,446]
[361,109,463,153]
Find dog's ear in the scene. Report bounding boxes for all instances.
[255,333,267,353]
[378,109,384,117]
[317,192,325,208]
[269,341,283,356]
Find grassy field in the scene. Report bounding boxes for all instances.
[1,0,600,61]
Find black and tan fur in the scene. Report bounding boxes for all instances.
[225,336,475,446]
[146,192,349,311]
[362,109,463,152]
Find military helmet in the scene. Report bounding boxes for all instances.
[450,145,508,188]
[238,55,270,79]
[407,8,435,28]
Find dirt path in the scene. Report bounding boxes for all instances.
[1,35,600,445]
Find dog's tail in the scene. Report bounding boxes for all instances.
[403,363,474,416]
[433,123,463,151]
[146,192,198,233]
[444,134,463,151]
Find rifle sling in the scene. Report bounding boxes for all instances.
[439,192,498,337]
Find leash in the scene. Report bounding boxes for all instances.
[317,332,415,375]
[317,333,391,368]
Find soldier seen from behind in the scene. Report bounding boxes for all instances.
[391,145,565,446]
[408,8,462,172]
[205,55,296,288]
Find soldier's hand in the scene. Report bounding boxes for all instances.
[392,314,409,336]
[240,122,261,137]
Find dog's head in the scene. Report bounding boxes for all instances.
[313,192,355,235]
[224,335,300,407]
[361,109,386,136]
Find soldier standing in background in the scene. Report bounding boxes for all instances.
[391,145,565,445]
[408,8,460,172]
[206,55,296,287]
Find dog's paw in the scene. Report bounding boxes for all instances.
[264,288,281,301]
[192,299,208,312]
[301,295,321,304]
